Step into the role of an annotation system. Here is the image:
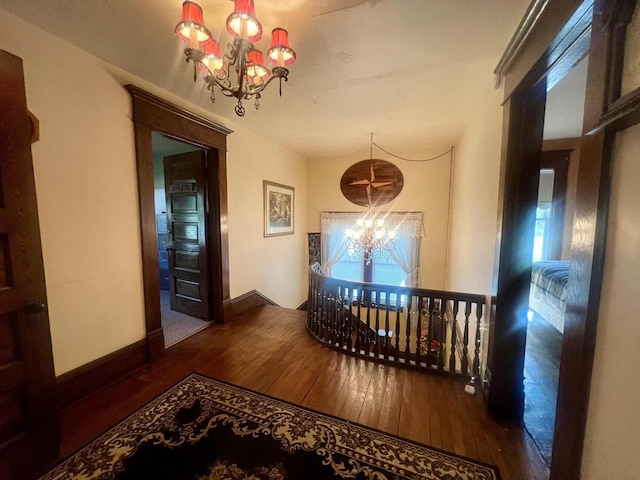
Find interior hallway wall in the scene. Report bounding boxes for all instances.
[581,123,640,479]
[0,7,307,375]
[306,149,451,289]
[445,89,504,295]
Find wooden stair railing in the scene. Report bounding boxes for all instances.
[307,263,485,378]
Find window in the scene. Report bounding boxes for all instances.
[332,249,406,286]
[320,211,423,288]
[533,169,555,262]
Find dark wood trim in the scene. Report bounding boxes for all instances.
[228,290,279,318]
[146,328,165,361]
[296,301,308,311]
[591,87,640,133]
[131,120,165,359]
[126,85,232,362]
[223,298,234,323]
[550,1,640,476]
[495,0,640,477]
[499,0,590,99]
[603,0,638,108]
[494,0,551,86]
[56,339,148,410]
[126,85,233,140]
[489,79,547,422]
[0,50,60,479]
[207,147,230,324]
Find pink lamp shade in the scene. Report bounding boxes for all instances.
[198,39,224,74]
[266,28,296,66]
[246,50,270,83]
[175,1,212,47]
[226,0,263,43]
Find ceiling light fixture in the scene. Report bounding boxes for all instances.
[175,0,296,116]
[345,212,396,266]
[344,134,397,265]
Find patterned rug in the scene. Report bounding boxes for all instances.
[41,374,500,480]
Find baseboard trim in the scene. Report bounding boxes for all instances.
[56,338,148,410]
[297,300,308,311]
[222,298,234,323]
[229,290,278,318]
[56,291,278,409]
[147,327,165,361]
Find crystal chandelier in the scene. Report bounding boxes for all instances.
[345,210,396,265]
[175,0,296,116]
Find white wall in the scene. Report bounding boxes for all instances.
[0,8,307,375]
[581,124,640,479]
[306,150,452,289]
[227,130,307,307]
[445,90,504,295]
[1,9,145,376]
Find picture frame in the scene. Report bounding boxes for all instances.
[264,180,295,237]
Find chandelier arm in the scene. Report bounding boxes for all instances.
[243,70,289,97]
[225,42,240,64]
[211,80,235,97]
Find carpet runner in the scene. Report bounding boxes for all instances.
[41,373,500,479]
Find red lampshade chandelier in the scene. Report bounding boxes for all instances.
[175,0,296,116]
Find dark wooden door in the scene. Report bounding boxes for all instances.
[0,50,60,479]
[164,151,210,320]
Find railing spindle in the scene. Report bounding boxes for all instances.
[426,297,434,368]
[365,290,372,354]
[354,288,364,353]
[404,295,412,364]
[374,289,380,357]
[415,296,423,366]
[462,302,471,375]
[384,290,391,360]
[449,300,459,373]
[438,298,445,370]
[394,293,401,361]
[473,302,483,378]
[345,288,353,351]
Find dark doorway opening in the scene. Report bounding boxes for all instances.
[151,133,211,347]
[523,56,588,464]
[127,86,232,361]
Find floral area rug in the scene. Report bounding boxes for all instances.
[41,373,500,479]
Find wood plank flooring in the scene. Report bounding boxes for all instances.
[58,305,549,480]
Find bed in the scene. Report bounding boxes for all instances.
[529,260,569,333]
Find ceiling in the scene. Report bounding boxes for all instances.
[0,0,533,158]
[544,56,588,140]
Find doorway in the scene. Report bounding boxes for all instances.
[151,133,211,347]
[127,86,232,361]
[523,56,588,464]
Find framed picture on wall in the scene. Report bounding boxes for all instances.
[264,180,295,237]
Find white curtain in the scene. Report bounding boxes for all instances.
[384,212,423,287]
[320,212,360,276]
[320,211,423,285]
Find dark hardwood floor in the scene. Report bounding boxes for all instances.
[58,305,548,480]
[524,313,562,465]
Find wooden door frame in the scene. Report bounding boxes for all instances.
[487,76,548,422]
[491,0,640,478]
[0,49,60,480]
[127,86,233,361]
